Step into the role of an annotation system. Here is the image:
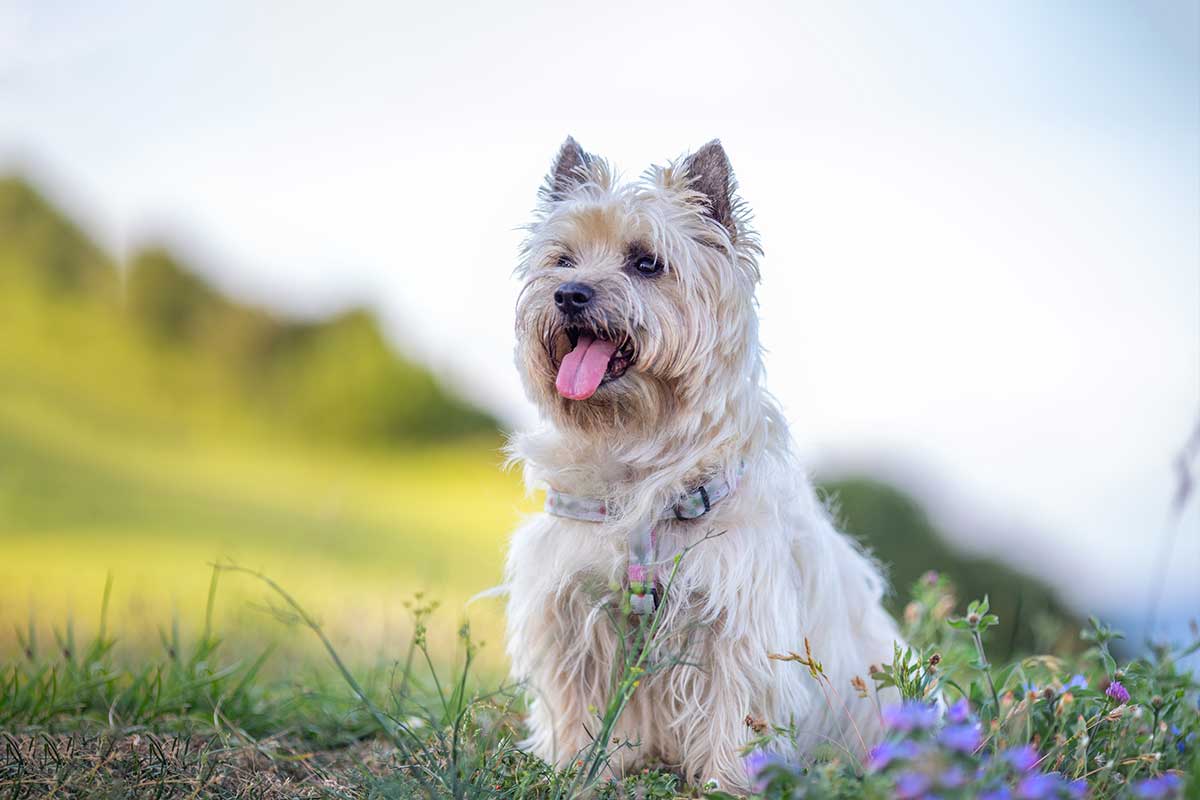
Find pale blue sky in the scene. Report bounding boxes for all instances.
[2,1,1197,626]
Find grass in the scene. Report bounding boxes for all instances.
[737,575,1200,799]
[0,564,690,799]
[1,565,1195,798]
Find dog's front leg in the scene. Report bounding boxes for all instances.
[508,576,620,771]
[521,679,598,770]
[670,658,760,793]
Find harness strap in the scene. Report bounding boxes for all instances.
[544,466,743,615]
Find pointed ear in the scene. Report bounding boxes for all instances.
[544,136,594,201]
[681,140,737,237]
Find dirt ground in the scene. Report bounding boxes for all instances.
[0,731,401,799]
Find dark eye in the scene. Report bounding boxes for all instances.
[632,254,663,277]
[555,254,574,269]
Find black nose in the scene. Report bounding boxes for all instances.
[554,282,594,315]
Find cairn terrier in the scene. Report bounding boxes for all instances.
[503,137,901,791]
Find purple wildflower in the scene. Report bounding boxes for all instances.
[945,697,972,724]
[742,750,785,793]
[979,787,1013,800]
[1105,680,1130,704]
[1065,778,1088,799]
[1003,745,1040,772]
[1132,774,1182,799]
[938,723,983,753]
[1064,674,1088,691]
[882,701,940,732]
[938,764,968,789]
[894,770,932,799]
[867,739,920,770]
[1015,773,1062,800]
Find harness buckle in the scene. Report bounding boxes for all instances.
[629,588,657,615]
[627,564,659,615]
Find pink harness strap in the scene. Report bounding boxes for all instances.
[544,466,742,615]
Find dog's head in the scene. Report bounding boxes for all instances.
[515,137,762,434]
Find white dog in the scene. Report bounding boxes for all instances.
[503,137,901,792]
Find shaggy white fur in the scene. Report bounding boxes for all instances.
[503,138,901,792]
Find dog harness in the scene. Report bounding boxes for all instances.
[544,468,742,615]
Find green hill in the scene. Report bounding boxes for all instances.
[0,176,497,446]
[0,176,115,296]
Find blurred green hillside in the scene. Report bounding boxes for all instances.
[824,478,1078,656]
[0,176,522,667]
[0,176,1075,666]
[1,177,496,445]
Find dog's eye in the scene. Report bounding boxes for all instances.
[632,254,662,277]
[555,254,574,269]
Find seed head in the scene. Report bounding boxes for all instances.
[744,714,768,734]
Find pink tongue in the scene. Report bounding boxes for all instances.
[556,335,618,400]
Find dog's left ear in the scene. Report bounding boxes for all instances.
[682,140,737,239]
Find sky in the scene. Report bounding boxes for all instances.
[1,1,1197,627]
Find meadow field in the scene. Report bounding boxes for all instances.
[1,177,1194,797]
[0,285,531,674]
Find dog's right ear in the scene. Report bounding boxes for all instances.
[542,136,593,202]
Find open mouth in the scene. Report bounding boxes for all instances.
[555,325,635,401]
